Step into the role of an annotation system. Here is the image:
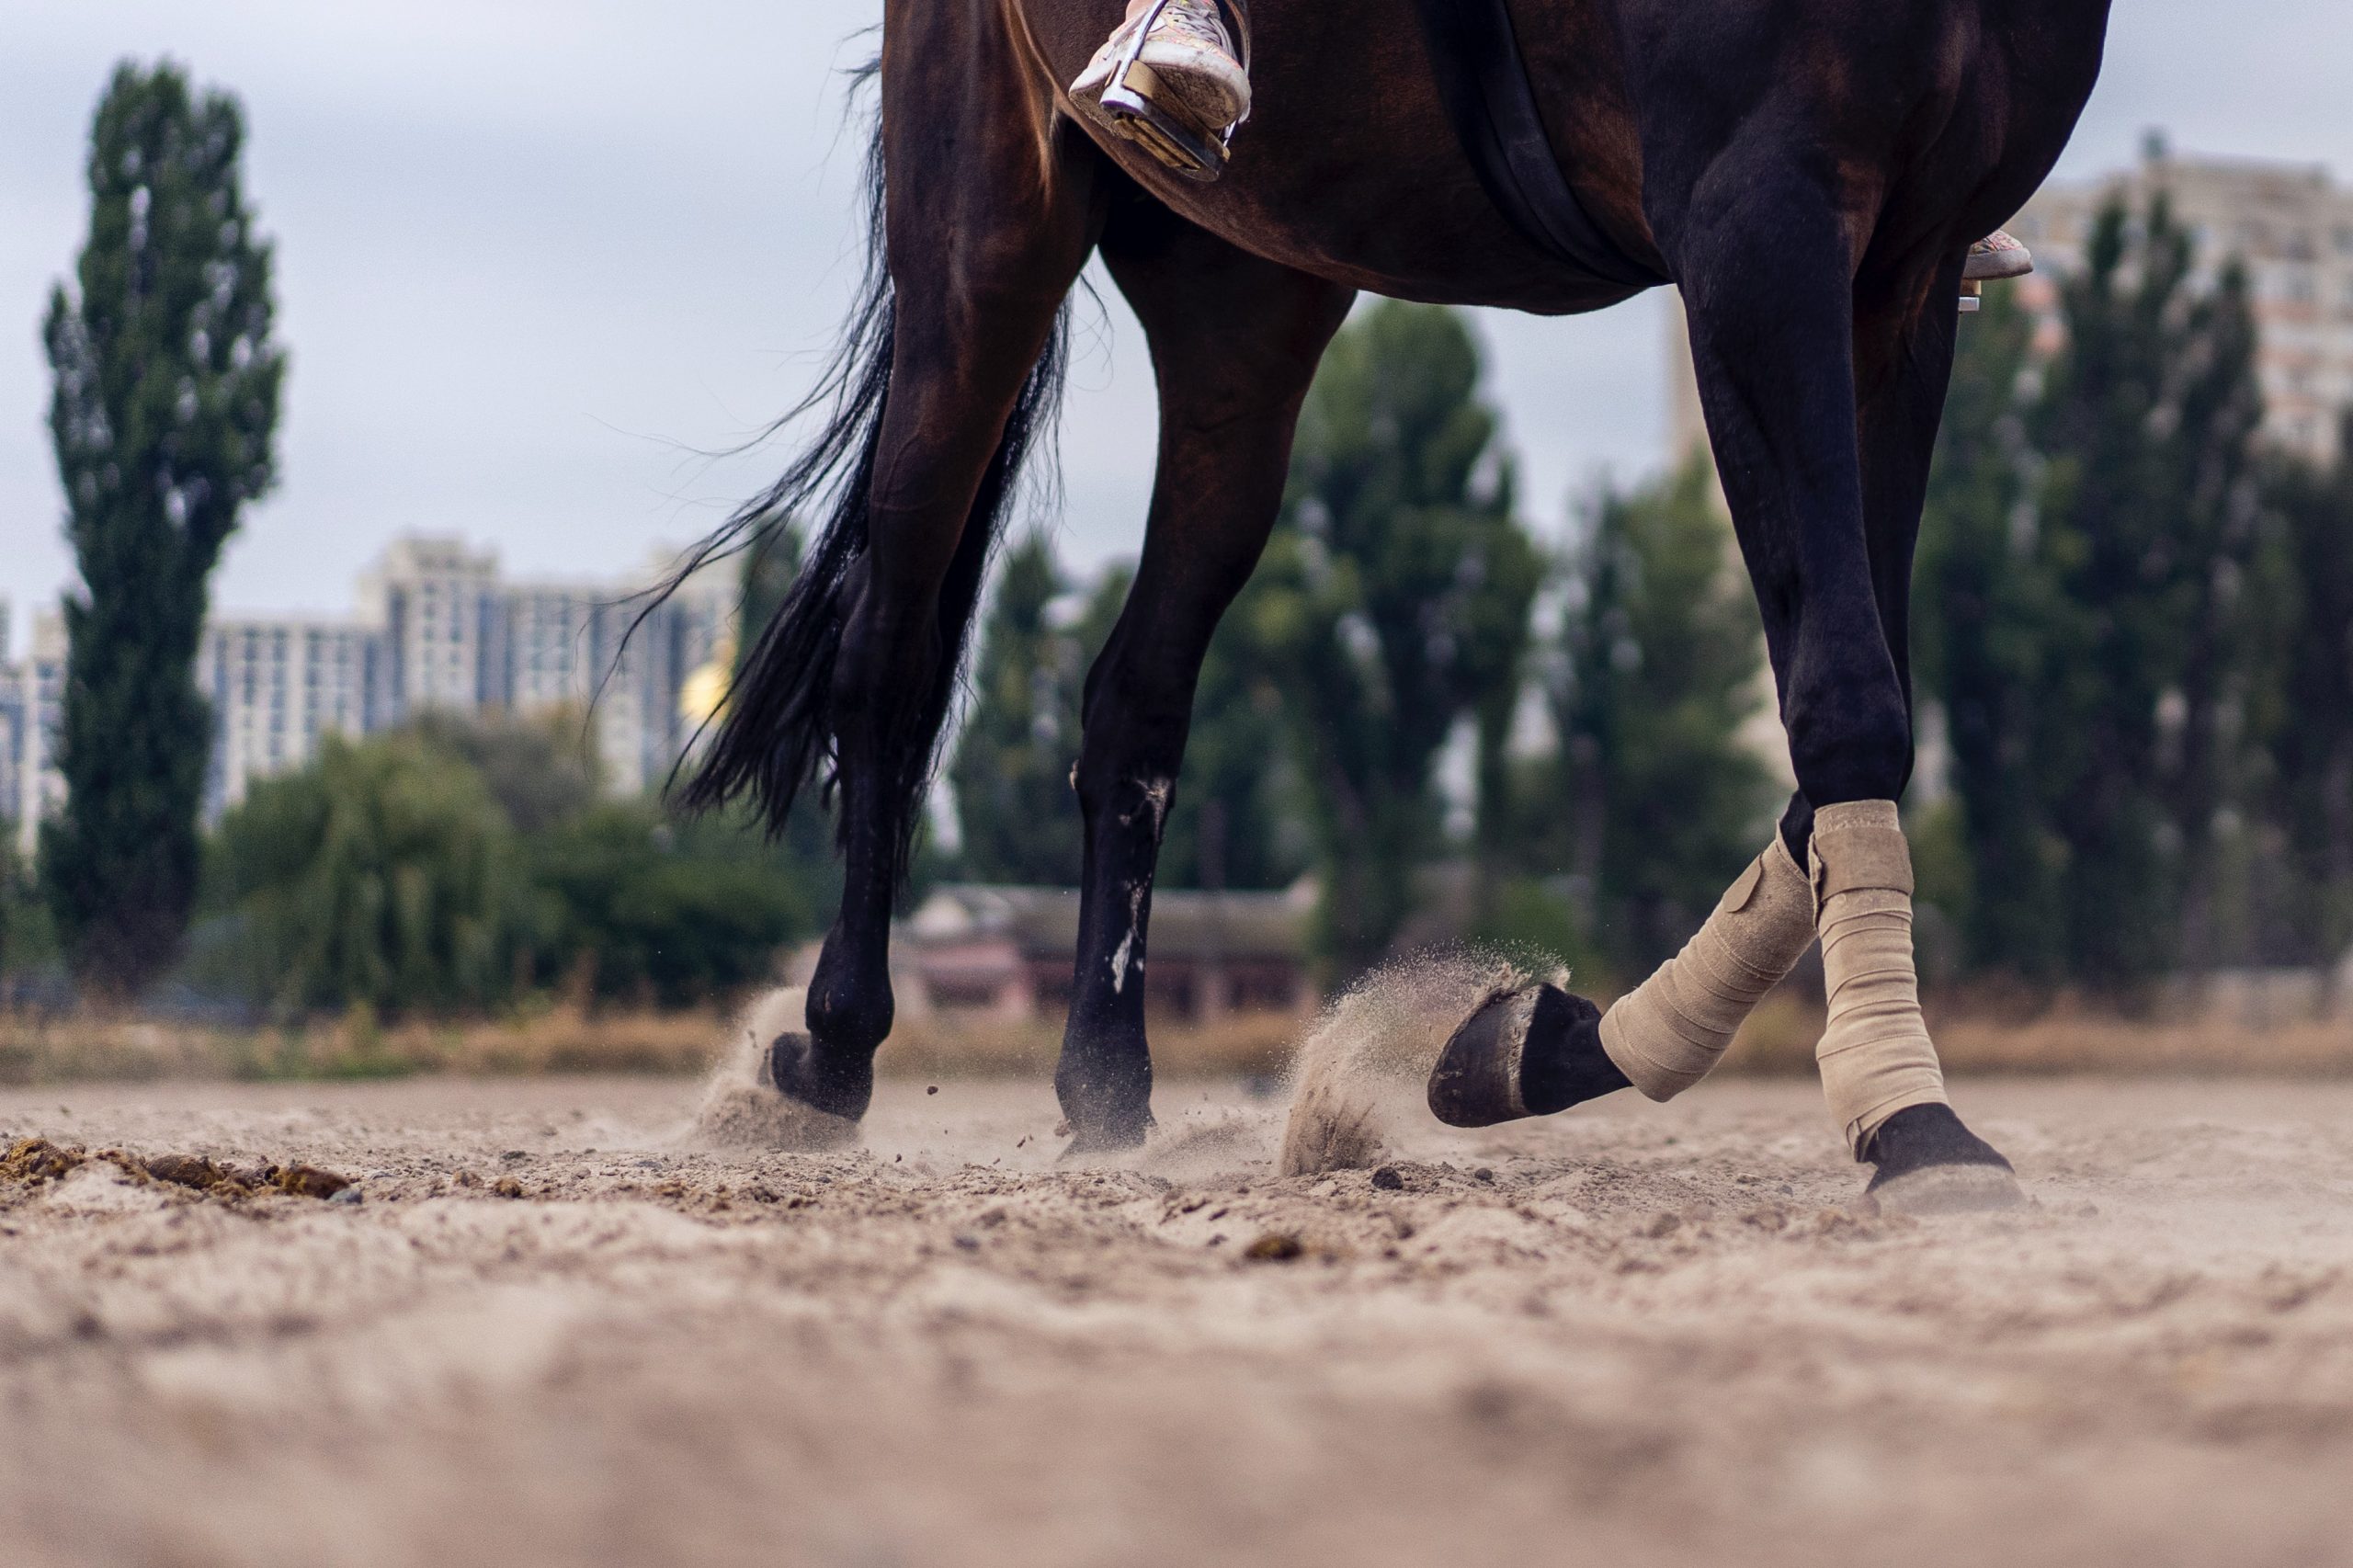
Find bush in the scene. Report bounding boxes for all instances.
[527,801,814,1010]
[206,732,537,1017]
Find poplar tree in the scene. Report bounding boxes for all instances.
[1256,301,1540,977]
[1544,460,1777,980]
[41,62,284,998]
[949,534,1089,885]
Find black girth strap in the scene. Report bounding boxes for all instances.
[1409,0,1667,289]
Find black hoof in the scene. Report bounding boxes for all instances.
[1861,1103,2024,1215]
[1427,983,1622,1129]
[763,1031,874,1123]
[1058,1108,1154,1161]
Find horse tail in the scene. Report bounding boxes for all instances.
[660,73,1070,892]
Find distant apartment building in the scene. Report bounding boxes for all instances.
[0,608,67,860]
[2010,142,2353,463]
[0,536,741,839]
[192,535,736,812]
[196,616,380,812]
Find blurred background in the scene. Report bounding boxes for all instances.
[4,0,2351,1082]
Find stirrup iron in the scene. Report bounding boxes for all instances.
[1097,0,1249,182]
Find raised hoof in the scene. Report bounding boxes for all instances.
[762,1030,873,1125]
[1427,983,1612,1129]
[1860,1103,2024,1216]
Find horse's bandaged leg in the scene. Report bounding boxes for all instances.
[1810,801,1948,1154]
[1597,835,1815,1100]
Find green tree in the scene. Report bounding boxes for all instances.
[404,707,600,835]
[2257,417,2353,969]
[208,734,532,1017]
[1919,193,2268,990]
[1256,301,1540,976]
[949,533,1088,884]
[1157,582,1313,892]
[1914,286,2068,976]
[40,62,284,999]
[1544,458,1777,981]
[527,801,815,1009]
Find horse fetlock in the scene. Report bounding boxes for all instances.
[806,950,895,1060]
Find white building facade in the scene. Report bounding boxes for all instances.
[0,535,739,843]
[0,609,68,860]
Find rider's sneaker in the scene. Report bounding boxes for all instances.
[1965,229,2034,281]
[1071,0,1251,153]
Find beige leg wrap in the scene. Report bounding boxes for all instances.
[1597,835,1818,1101]
[1810,801,1949,1154]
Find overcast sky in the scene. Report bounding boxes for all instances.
[6,0,2350,654]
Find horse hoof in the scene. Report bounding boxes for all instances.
[763,1031,873,1125]
[1859,1103,2023,1216]
[1428,983,1613,1128]
[1057,1108,1155,1161]
[1862,1161,2025,1216]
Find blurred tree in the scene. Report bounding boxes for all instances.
[1256,301,1540,976]
[1157,572,1313,893]
[1543,458,1778,982]
[403,707,600,835]
[40,62,285,1000]
[1919,193,2268,991]
[208,734,532,1017]
[527,802,815,1009]
[949,533,1088,884]
[2257,417,2353,971]
[1914,287,2068,977]
[733,516,803,682]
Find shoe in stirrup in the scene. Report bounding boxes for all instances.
[1959,228,2032,312]
[1070,0,1251,181]
[1964,228,2035,281]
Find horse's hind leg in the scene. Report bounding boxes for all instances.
[1053,202,1353,1150]
[782,29,1100,1124]
[1669,165,2020,1210]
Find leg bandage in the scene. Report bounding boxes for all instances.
[1809,801,1949,1154]
[1598,835,1818,1101]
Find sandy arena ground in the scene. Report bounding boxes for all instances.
[4,1069,2351,1568]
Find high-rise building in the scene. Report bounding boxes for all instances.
[197,615,381,813]
[358,536,502,722]
[0,610,68,860]
[2,538,739,843]
[2008,143,2353,462]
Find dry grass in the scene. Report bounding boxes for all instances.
[0,1004,1311,1086]
[3,990,2346,1085]
[1717,990,2353,1077]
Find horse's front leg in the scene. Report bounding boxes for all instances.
[1054,206,1352,1152]
[1665,163,2020,1212]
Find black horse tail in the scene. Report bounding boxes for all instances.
[654,83,1069,894]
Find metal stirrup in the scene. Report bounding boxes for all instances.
[1097,0,1250,181]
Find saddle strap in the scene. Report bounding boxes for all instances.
[1409,0,1666,289]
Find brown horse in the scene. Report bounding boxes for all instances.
[669,0,2111,1193]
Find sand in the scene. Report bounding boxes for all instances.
[3,1066,2351,1568]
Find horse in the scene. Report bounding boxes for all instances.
[667,0,2113,1197]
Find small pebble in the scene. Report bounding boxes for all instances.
[328,1187,362,1206]
[1473,1168,1495,1183]
[1371,1166,1404,1191]
[926,1085,939,1096]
